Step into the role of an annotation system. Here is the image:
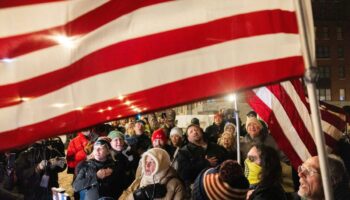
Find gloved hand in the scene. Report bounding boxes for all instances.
[84,142,93,154]
[133,183,167,199]
[49,157,66,169]
[37,160,48,171]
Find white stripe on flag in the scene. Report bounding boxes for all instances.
[0,33,302,132]
[280,81,315,140]
[253,86,312,161]
[1,0,296,85]
[0,0,110,38]
[321,121,343,141]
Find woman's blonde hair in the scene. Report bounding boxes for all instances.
[125,122,136,137]
[218,131,236,151]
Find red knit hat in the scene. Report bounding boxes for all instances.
[151,128,167,144]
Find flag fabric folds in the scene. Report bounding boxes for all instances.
[247,79,346,168]
[0,0,306,151]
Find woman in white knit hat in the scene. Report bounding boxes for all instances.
[119,148,185,200]
[240,117,280,160]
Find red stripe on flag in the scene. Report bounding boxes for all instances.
[246,90,303,169]
[0,0,171,58]
[266,84,318,156]
[320,101,346,114]
[0,0,64,8]
[0,56,304,151]
[320,109,345,132]
[323,132,338,151]
[0,10,299,108]
[247,79,347,168]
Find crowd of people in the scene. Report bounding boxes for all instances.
[1,108,350,200]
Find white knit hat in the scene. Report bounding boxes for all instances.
[170,127,183,137]
[245,117,262,130]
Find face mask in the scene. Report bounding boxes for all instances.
[244,158,262,186]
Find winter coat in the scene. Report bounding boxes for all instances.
[15,142,66,200]
[120,167,184,200]
[334,181,350,200]
[176,142,228,184]
[66,133,90,172]
[73,158,125,200]
[135,134,151,155]
[119,148,185,200]
[248,182,287,200]
[205,122,225,143]
[112,148,138,187]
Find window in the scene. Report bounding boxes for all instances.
[319,66,331,78]
[337,47,344,58]
[316,46,330,58]
[338,65,345,79]
[322,27,329,40]
[340,89,345,101]
[336,27,343,40]
[318,89,332,101]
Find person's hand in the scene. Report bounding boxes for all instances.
[246,189,254,200]
[205,155,218,167]
[96,168,113,179]
[49,157,66,169]
[84,142,93,154]
[36,160,48,172]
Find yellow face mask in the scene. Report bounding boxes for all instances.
[244,158,262,186]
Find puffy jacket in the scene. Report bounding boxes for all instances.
[66,133,89,170]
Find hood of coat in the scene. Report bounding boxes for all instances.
[141,147,171,177]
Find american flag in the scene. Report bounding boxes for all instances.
[0,0,306,151]
[247,79,346,169]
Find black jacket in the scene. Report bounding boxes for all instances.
[176,142,227,184]
[73,159,125,199]
[15,142,66,200]
[205,123,225,143]
[135,134,151,155]
[248,182,287,200]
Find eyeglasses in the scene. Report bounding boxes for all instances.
[298,165,320,177]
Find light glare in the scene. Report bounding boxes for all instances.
[50,34,80,48]
[51,103,67,108]
[227,94,236,102]
[1,58,15,63]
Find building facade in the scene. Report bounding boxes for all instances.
[313,0,350,107]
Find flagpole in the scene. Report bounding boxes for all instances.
[233,94,241,165]
[294,0,333,199]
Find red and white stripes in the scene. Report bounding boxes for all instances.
[247,79,346,168]
[0,0,305,151]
